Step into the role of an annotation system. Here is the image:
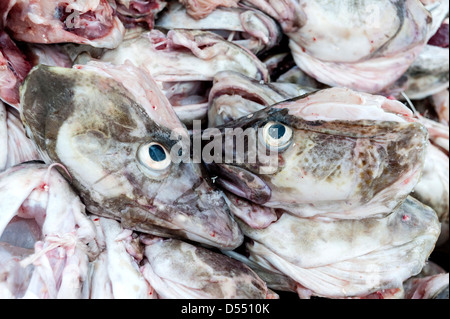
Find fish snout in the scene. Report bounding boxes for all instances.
[204,162,271,205]
[153,167,244,250]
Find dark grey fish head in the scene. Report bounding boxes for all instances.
[203,101,430,218]
[19,64,243,249]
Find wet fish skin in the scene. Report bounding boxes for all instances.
[388,44,449,100]
[403,273,449,299]
[0,101,42,172]
[89,217,154,299]
[99,29,269,83]
[19,64,243,250]
[0,242,34,299]
[141,237,274,299]
[239,196,441,298]
[412,144,449,246]
[207,102,429,219]
[245,0,432,93]
[222,249,299,293]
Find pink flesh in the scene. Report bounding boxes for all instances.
[5,0,124,48]
[179,0,240,19]
[0,31,32,109]
[428,23,449,48]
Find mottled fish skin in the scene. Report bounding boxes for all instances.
[207,100,429,219]
[19,64,243,250]
[141,237,273,299]
[222,249,299,293]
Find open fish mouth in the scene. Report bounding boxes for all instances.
[204,162,271,205]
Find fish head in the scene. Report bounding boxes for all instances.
[204,95,429,218]
[19,64,242,249]
[142,237,271,299]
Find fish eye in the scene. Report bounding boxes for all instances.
[137,142,171,172]
[261,121,293,150]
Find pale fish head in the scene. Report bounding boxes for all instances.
[141,237,272,299]
[239,196,440,298]
[19,64,243,249]
[204,92,429,219]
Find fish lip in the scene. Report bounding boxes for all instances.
[171,209,244,250]
[204,162,271,205]
[160,195,244,250]
[121,202,244,250]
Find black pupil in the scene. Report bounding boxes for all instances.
[268,124,286,139]
[149,144,166,162]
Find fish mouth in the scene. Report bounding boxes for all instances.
[119,171,244,250]
[204,162,271,205]
[121,201,244,250]
[166,202,244,250]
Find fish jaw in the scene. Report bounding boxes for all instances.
[118,161,244,249]
[19,63,243,249]
[204,162,272,205]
